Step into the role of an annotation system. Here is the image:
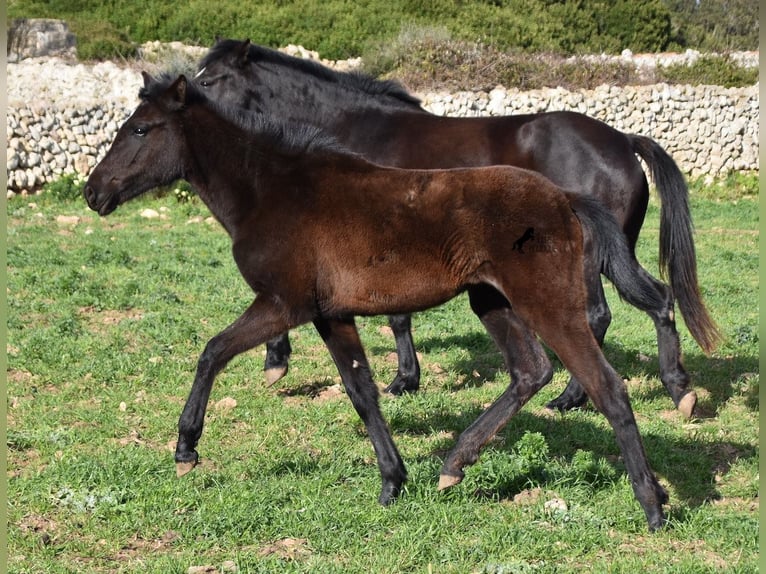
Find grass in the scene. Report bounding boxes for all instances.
[6,176,758,573]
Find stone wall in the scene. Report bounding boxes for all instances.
[5,56,759,197]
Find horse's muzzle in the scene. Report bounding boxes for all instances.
[83,184,118,216]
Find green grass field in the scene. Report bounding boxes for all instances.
[6,176,758,573]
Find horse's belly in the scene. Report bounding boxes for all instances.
[325,262,461,316]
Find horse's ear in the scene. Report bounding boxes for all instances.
[236,39,251,67]
[141,71,155,88]
[173,75,188,104]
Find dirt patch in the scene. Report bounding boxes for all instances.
[278,380,343,402]
[7,369,33,384]
[509,487,544,506]
[711,496,759,513]
[78,306,145,326]
[17,514,58,547]
[113,530,180,561]
[258,537,312,561]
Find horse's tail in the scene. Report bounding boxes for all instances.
[566,194,665,317]
[628,134,721,354]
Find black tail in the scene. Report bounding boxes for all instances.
[629,134,721,354]
[566,194,666,315]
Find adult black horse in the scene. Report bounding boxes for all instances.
[193,39,719,417]
[84,73,669,529]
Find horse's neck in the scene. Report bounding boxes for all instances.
[261,63,417,128]
[183,113,260,236]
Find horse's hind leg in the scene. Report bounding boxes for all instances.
[546,255,694,418]
[176,297,296,475]
[637,267,695,417]
[546,261,610,413]
[314,316,407,505]
[536,318,668,531]
[383,314,421,395]
[439,285,554,488]
[263,333,292,386]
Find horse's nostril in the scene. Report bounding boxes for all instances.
[83,185,97,206]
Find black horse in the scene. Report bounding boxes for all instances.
[84,74,669,530]
[193,39,719,417]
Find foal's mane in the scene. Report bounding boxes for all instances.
[200,39,423,109]
[140,73,352,159]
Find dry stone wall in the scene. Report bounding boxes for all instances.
[6,54,759,197]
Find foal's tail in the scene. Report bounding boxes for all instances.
[567,194,665,317]
[628,134,721,353]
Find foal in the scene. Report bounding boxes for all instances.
[84,74,668,530]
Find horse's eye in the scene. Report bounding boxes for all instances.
[133,126,148,137]
[199,80,212,88]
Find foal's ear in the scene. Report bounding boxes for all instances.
[164,75,189,109]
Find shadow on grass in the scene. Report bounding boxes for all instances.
[266,331,756,518]
[388,406,756,513]
[372,330,758,414]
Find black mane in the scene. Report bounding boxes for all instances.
[200,39,422,108]
[140,73,353,159]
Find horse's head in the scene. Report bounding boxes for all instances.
[192,39,258,111]
[84,73,192,215]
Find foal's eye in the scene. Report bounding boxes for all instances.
[133,126,148,137]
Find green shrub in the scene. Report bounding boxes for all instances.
[7,0,757,90]
[67,19,137,60]
[365,27,643,91]
[7,0,681,61]
[688,171,759,201]
[657,55,759,88]
[42,172,86,202]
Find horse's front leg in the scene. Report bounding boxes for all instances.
[383,314,421,395]
[440,285,554,488]
[176,297,294,476]
[314,316,407,505]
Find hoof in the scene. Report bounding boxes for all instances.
[264,366,288,387]
[678,391,697,419]
[176,460,197,477]
[378,482,403,506]
[648,513,669,532]
[545,393,588,413]
[384,375,419,396]
[437,473,463,491]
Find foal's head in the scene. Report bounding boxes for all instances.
[84,74,194,215]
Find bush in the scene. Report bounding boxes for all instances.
[657,55,759,88]
[68,19,137,61]
[363,24,756,92]
[41,172,86,202]
[8,0,683,61]
[7,0,757,90]
[365,27,644,92]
